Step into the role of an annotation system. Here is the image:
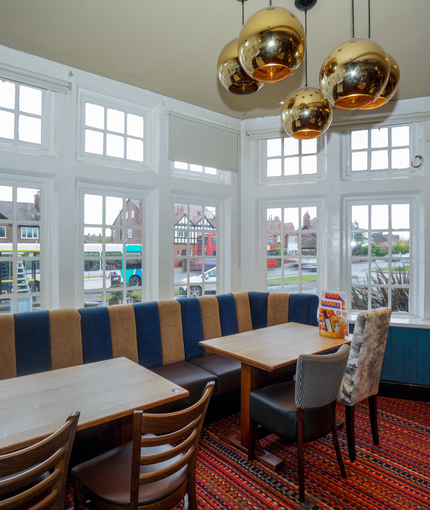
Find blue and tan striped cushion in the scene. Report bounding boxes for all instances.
[157,300,185,365]
[0,314,17,380]
[107,304,139,362]
[78,307,112,363]
[49,309,83,370]
[178,298,205,360]
[133,302,163,368]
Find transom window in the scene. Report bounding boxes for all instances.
[0,80,44,145]
[266,138,318,177]
[350,125,410,172]
[349,201,411,314]
[84,102,144,162]
[173,161,217,176]
[266,205,318,295]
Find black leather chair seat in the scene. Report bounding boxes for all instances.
[151,360,217,409]
[71,438,187,507]
[189,355,241,395]
[250,381,334,443]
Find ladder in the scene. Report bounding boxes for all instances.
[17,260,30,294]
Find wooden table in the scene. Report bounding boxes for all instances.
[200,322,350,470]
[0,357,188,454]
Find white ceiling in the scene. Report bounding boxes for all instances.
[0,0,429,120]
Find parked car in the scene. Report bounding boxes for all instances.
[179,267,217,297]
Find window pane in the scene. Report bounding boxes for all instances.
[126,138,143,162]
[301,138,317,154]
[267,158,281,177]
[85,103,104,129]
[85,129,104,154]
[0,80,15,109]
[205,167,217,175]
[352,205,368,229]
[284,208,299,230]
[127,113,144,138]
[19,85,42,115]
[352,151,367,171]
[190,164,203,173]
[371,150,388,170]
[301,155,317,174]
[84,194,103,225]
[106,196,123,225]
[174,161,187,170]
[371,205,388,229]
[351,130,368,150]
[18,115,41,144]
[107,108,125,134]
[392,231,410,255]
[284,137,299,155]
[284,157,299,175]
[371,128,388,148]
[392,204,410,229]
[106,133,124,158]
[267,138,281,157]
[391,126,409,147]
[0,111,14,139]
[391,148,410,169]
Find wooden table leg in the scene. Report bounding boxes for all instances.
[218,363,284,471]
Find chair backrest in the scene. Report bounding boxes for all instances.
[0,411,80,510]
[130,381,215,509]
[339,307,391,406]
[295,344,350,409]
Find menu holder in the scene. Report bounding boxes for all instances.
[318,290,348,339]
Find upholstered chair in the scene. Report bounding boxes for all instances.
[248,344,350,502]
[338,307,392,461]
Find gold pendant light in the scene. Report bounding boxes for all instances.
[237,4,305,83]
[360,54,400,109]
[281,1,332,140]
[217,1,263,95]
[319,0,390,110]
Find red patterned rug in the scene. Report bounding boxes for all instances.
[66,397,430,509]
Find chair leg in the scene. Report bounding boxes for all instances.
[332,421,347,478]
[297,409,305,502]
[247,418,259,461]
[368,395,379,445]
[345,405,356,462]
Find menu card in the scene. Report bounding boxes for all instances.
[318,290,349,338]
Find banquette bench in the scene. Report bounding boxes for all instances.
[0,291,319,412]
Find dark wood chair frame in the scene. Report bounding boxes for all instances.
[344,394,379,462]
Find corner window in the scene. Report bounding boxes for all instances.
[265,137,319,178]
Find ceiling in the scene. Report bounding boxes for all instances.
[0,0,429,120]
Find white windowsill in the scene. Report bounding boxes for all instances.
[348,312,430,329]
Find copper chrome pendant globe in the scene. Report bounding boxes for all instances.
[217,39,264,95]
[359,54,400,110]
[281,87,333,139]
[319,38,390,110]
[237,6,305,84]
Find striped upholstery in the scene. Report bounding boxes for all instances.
[0,292,319,383]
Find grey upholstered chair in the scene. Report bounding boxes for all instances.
[248,344,350,503]
[338,307,391,461]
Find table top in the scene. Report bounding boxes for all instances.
[200,322,350,372]
[0,357,188,454]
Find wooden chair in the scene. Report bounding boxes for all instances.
[338,307,392,461]
[72,381,215,510]
[0,411,80,510]
[248,345,350,502]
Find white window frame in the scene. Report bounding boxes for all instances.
[171,160,232,185]
[77,89,154,171]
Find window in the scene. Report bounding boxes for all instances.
[83,193,144,307]
[266,137,318,178]
[84,101,144,162]
[348,200,411,314]
[266,205,318,294]
[0,185,42,313]
[0,80,44,145]
[350,125,410,173]
[173,161,218,176]
[174,202,217,298]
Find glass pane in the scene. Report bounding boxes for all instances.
[17,188,40,221]
[391,287,409,312]
[301,207,317,229]
[85,129,104,155]
[0,111,14,139]
[19,85,42,115]
[105,196,123,226]
[371,204,388,229]
[267,138,281,157]
[301,154,317,174]
[351,232,368,257]
[18,115,41,144]
[371,128,388,148]
[352,151,367,171]
[174,161,187,170]
[267,158,281,177]
[351,130,368,150]
[371,285,388,309]
[392,231,410,256]
[126,198,142,228]
[0,80,15,109]
[85,103,104,129]
[370,232,389,257]
[391,125,409,147]
[0,260,12,294]
[284,137,299,155]
[371,149,388,170]
[391,148,409,169]
[127,113,144,138]
[84,194,103,225]
[266,265,280,292]
[205,167,217,175]
[301,138,317,154]
[190,164,203,173]
[351,259,369,284]
[284,207,299,231]
[391,204,410,229]
[126,138,143,161]
[351,286,368,310]
[284,156,299,175]
[107,108,125,134]
[352,205,368,230]
[106,133,124,158]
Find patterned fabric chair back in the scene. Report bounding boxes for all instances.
[339,308,391,407]
[295,344,350,409]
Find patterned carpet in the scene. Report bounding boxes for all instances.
[66,397,430,509]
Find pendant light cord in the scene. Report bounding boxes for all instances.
[305,8,308,87]
[368,0,371,38]
[242,0,244,25]
[352,0,355,38]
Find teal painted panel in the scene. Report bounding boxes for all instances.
[416,329,430,385]
[381,327,391,381]
[390,327,405,382]
[403,328,417,384]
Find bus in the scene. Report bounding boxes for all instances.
[267,234,276,267]
[0,243,40,294]
[196,233,216,256]
[84,243,143,289]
